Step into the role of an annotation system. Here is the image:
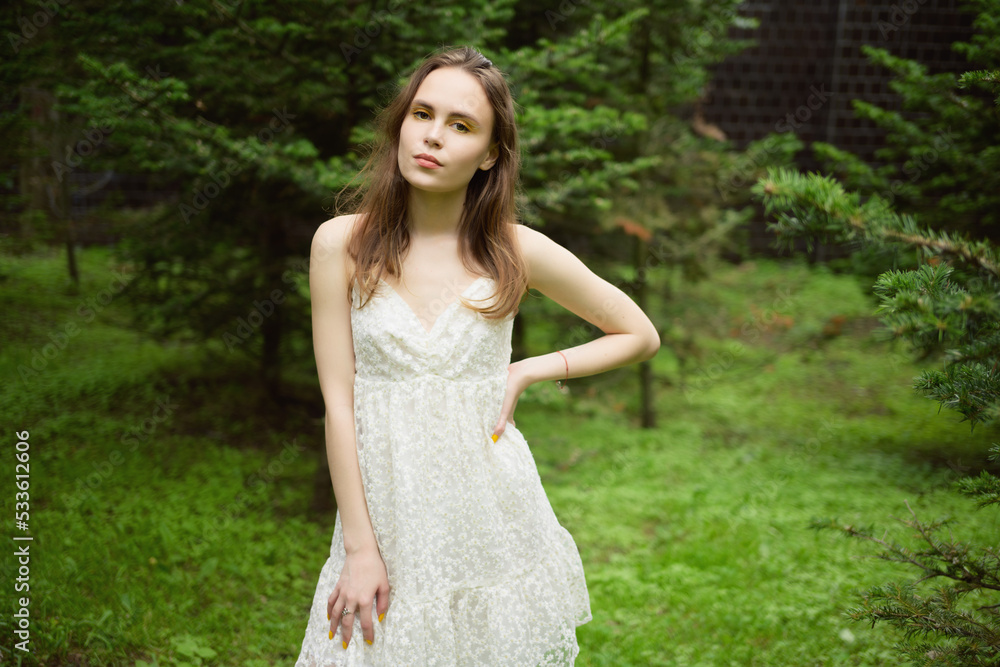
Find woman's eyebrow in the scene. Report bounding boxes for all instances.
[410,99,480,125]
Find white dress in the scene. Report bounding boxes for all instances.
[294,275,592,666]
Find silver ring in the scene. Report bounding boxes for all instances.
[341,606,353,617]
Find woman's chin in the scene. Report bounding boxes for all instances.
[404,179,467,196]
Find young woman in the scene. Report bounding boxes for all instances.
[295,46,660,666]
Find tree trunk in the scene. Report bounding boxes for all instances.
[23,85,79,286]
[55,142,79,287]
[259,203,287,401]
[635,237,656,428]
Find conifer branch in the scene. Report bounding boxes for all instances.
[755,168,1000,277]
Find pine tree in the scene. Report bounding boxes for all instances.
[811,0,1000,240]
[2,1,758,403]
[752,23,1000,661]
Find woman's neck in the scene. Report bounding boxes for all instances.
[406,187,467,238]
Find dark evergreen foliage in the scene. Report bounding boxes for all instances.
[755,4,1000,662]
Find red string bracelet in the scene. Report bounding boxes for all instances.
[555,350,569,389]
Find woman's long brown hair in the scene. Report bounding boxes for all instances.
[339,45,527,320]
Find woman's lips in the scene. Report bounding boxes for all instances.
[415,154,442,169]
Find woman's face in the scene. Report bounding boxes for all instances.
[397,66,498,195]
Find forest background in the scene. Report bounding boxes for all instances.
[2,0,998,665]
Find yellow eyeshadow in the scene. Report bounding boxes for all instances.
[411,107,477,130]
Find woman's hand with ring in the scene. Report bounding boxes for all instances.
[326,545,390,648]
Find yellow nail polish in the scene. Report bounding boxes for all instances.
[491,433,498,443]
[379,612,385,623]
[366,638,373,645]
[342,640,348,650]
[329,630,333,640]
[327,612,330,621]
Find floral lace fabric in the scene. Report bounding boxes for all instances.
[294,276,592,666]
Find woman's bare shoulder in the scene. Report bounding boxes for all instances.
[312,212,366,251]
[514,223,559,270]
[512,222,553,250]
[512,223,559,283]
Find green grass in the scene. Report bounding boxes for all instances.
[1,247,996,665]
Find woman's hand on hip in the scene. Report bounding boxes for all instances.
[491,359,534,442]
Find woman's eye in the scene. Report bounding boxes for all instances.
[411,110,470,133]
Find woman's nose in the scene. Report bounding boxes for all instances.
[424,124,443,147]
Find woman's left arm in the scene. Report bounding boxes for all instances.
[491,224,661,439]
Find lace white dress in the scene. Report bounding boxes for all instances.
[294,275,592,666]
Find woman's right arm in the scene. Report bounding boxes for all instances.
[309,215,389,647]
